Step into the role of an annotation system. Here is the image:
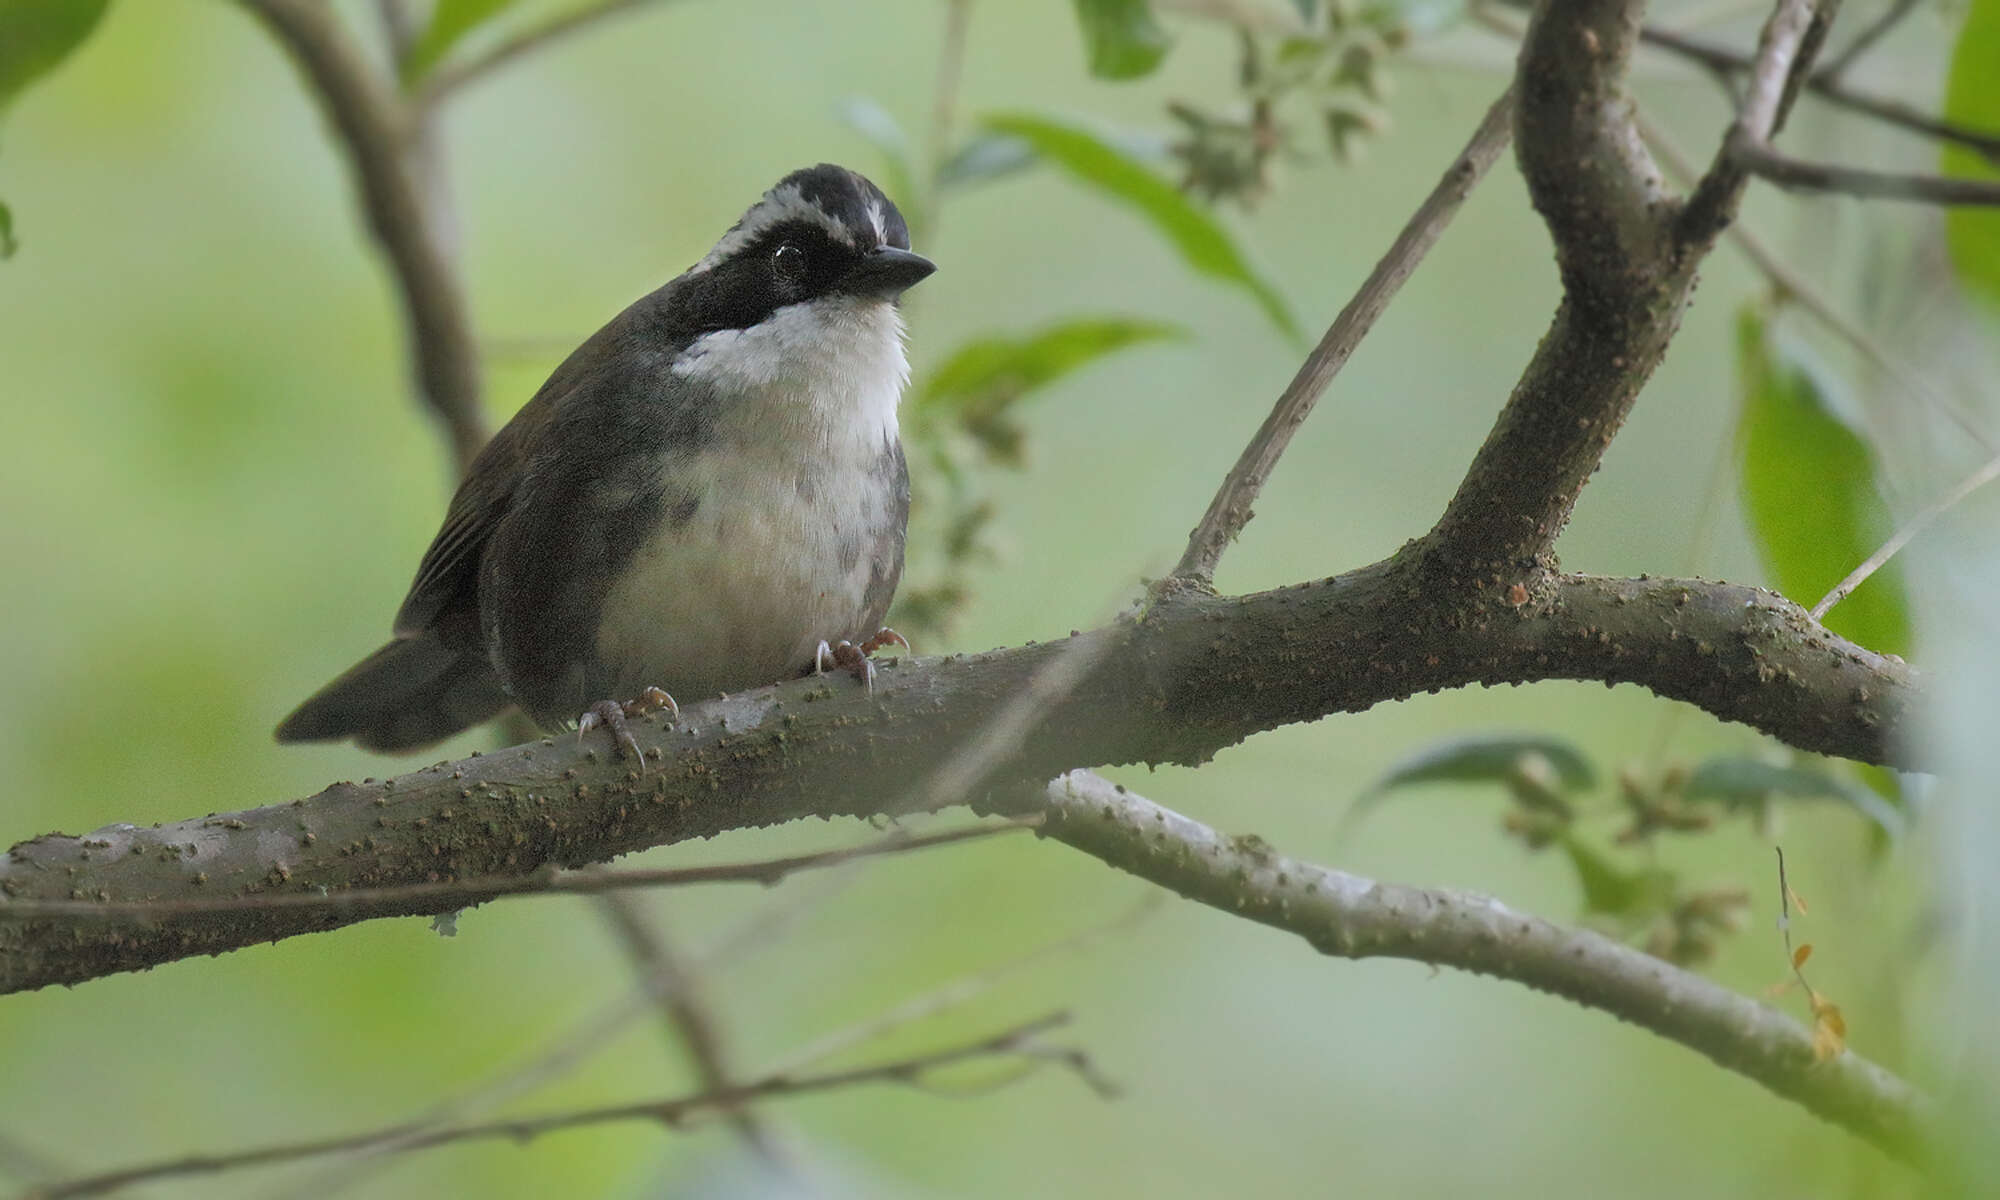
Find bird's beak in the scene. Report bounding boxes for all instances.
[838,246,937,298]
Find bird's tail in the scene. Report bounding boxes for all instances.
[275,637,512,752]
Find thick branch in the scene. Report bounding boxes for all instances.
[1,568,1916,993]
[1035,772,1932,1163]
[243,0,488,470]
[1427,0,1678,572]
[1430,0,1832,577]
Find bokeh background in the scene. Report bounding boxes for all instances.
[1,1,1989,1195]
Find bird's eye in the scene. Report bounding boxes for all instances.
[772,242,807,289]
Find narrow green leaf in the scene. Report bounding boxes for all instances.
[404,0,520,82]
[1736,305,1909,655]
[0,198,14,259]
[1356,733,1597,797]
[1683,757,1903,836]
[1337,733,1597,843]
[918,318,1184,413]
[937,134,1039,191]
[1560,834,1676,918]
[0,0,109,112]
[1942,0,2000,311]
[836,97,919,226]
[984,113,1302,342]
[917,318,1183,465]
[1071,0,1172,80]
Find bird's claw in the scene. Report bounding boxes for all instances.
[814,639,877,692]
[577,686,679,768]
[858,627,911,656]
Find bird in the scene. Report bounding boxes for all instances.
[276,164,935,757]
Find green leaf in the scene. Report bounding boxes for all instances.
[1290,0,1320,23]
[1942,0,2000,311]
[0,0,109,113]
[1736,305,1909,656]
[983,112,1302,342]
[917,318,1184,465]
[937,134,1039,191]
[1682,757,1904,837]
[1560,834,1676,918]
[836,97,920,226]
[918,317,1184,413]
[1071,0,1172,80]
[1338,733,1597,843]
[404,0,520,82]
[1356,733,1598,797]
[0,198,14,259]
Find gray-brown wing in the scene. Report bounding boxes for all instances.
[392,415,536,639]
[859,439,910,630]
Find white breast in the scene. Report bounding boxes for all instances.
[592,296,909,700]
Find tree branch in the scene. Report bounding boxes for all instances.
[596,895,790,1168]
[1637,23,2000,166]
[1430,0,1833,578]
[25,1011,1089,1199]
[1,568,1917,993]
[415,0,682,109]
[1171,87,1515,585]
[1813,0,1919,80]
[1034,771,1932,1163]
[242,0,488,471]
[1726,135,2000,205]
[1633,108,1998,450]
[0,818,1029,921]
[1427,0,1681,573]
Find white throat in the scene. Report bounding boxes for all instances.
[670,296,908,450]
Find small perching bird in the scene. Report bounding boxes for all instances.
[277,164,934,756]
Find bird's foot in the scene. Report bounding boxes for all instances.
[858,627,911,656]
[813,629,908,693]
[578,686,679,766]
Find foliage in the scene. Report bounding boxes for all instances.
[1734,304,1910,657]
[1942,0,2000,312]
[1349,732,1897,966]
[0,0,109,259]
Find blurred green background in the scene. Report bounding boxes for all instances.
[0,0,1976,1195]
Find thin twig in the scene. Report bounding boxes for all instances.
[766,895,1160,1078]
[1682,0,1835,250]
[596,895,791,1169]
[1037,771,1933,1162]
[1728,135,2000,205]
[416,0,680,107]
[1634,109,1996,451]
[1638,23,2000,166]
[925,0,975,222]
[1743,0,1830,139]
[1812,448,2000,619]
[242,0,488,472]
[0,819,1035,921]
[1171,86,1515,584]
[25,1013,1089,1200]
[1814,0,1920,79]
[276,930,709,1198]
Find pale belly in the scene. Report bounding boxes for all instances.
[591,451,894,701]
